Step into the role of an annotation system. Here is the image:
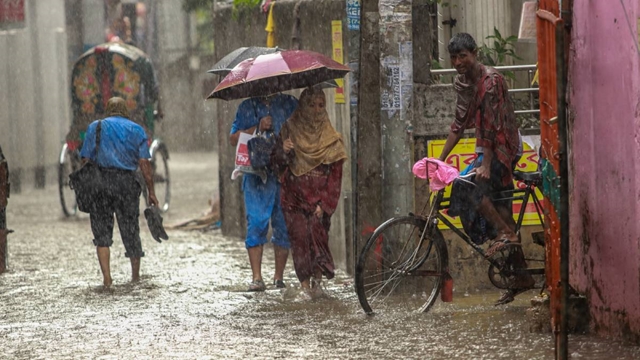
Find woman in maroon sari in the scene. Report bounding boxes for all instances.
[272,87,347,294]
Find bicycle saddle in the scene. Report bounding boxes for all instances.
[513,171,542,185]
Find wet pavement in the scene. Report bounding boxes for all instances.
[1,152,639,359]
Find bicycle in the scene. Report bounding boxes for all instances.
[354,169,545,315]
[58,138,171,217]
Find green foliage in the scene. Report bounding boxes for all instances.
[181,0,262,53]
[195,9,215,54]
[182,0,215,55]
[478,27,521,79]
[233,0,261,7]
[231,0,262,20]
[478,27,521,66]
[182,0,213,13]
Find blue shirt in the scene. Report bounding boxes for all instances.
[230,94,298,189]
[80,116,150,171]
[230,94,298,136]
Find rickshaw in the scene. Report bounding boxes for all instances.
[59,42,170,217]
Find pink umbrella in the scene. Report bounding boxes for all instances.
[207,50,350,100]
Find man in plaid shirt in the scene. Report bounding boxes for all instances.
[439,33,535,304]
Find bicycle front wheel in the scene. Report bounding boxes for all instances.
[355,216,448,315]
[58,144,78,217]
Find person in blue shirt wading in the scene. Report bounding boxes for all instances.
[80,97,158,289]
[229,93,298,291]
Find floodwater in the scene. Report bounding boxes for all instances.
[1,152,639,359]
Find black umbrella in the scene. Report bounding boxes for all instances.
[207,46,283,76]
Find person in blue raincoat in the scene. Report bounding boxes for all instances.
[229,93,298,291]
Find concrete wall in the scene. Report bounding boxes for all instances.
[437,1,537,67]
[451,0,512,48]
[414,84,457,137]
[510,0,538,65]
[0,0,70,191]
[568,0,640,342]
[155,2,215,152]
[212,0,351,269]
[81,0,105,48]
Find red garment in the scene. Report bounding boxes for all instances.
[279,161,344,282]
[451,64,520,186]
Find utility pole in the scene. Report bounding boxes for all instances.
[411,0,435,212]
[378,0,413,222]
[354,0,381,257]
[413,0,432,86]
[354,0,415,257]
[0,147,9,274]
[346,0,360,272]
[28,1,45,188]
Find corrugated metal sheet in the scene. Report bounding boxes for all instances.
[438,0,512,67]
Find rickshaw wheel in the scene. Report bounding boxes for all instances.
[58,144,79,217]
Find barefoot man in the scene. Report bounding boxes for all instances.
[80,97,158,288]
[438,33,535,304]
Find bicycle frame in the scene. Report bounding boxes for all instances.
[403,218,439,274]
[421,181,545,269]
[354,174,547,315]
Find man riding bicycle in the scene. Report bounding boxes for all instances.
[438,33,535,304]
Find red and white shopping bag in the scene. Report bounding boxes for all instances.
[232,132,267,183]
[235,133,252,167]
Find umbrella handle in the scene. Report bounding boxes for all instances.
[254,100,272,137]
[256,129,274,138]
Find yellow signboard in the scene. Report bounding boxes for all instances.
[427,138,544,228]
[331,20,345,104]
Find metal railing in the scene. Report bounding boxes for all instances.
[430,64,539,116]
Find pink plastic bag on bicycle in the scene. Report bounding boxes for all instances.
[412,157,459,191]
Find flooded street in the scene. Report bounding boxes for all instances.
[0,152,638,359]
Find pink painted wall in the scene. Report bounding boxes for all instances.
[569,0,640,341]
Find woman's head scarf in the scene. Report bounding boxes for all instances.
[105,97,130,118]
[280,87,347,176]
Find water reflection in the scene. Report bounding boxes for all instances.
[2,226,640,359]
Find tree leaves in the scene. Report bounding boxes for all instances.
[478,27,522,80]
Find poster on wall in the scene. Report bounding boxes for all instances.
[348,61,359,106]
[331,20,345,104]
[381,64,401,111]
[427,138,544,229]
[346,0,360,31]
[0,0,25,29]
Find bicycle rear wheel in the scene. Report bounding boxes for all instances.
[58,144,78,217]
[355,216,448,315]
[151,145,170,212]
